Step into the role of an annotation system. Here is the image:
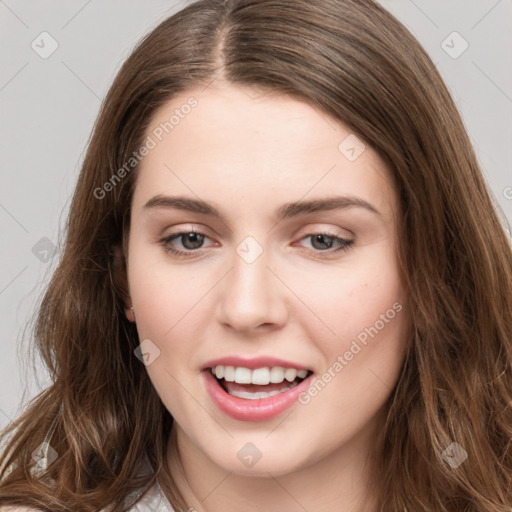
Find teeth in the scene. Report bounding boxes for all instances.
[252,367,270,385]
[224,366,235,382]
[284,368,298,382]
[228,384,296,400]
[269,367,285,383]
[210,365,310,385]
[234,367,252,384]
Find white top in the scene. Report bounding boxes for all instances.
[0,455,175,512]
[117,455,175,512]
[0,479,175,512]
[123,479,175,512]
[95,456,175,512]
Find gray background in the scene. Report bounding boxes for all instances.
[1,0,511,432]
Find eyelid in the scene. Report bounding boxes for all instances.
[161,223,215,239]
[295,224,353,238]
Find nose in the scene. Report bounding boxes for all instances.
[215,245,288,333]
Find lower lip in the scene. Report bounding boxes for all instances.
[202,369,314,422]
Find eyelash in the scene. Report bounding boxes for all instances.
[158,228,354,259]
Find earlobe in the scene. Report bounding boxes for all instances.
[112,245,136,323]
[126,304,136,323]
[124,294,136,323]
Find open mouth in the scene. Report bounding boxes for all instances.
[209,366,314,400]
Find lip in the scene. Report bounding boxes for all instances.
[201,356,312,371]
[202,368,314,422]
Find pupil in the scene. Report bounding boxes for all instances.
[183,233,203,249]
[313,234,332,250]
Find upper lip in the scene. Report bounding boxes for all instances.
[201,356,313,372]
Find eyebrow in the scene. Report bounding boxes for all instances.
[143,194,381,221]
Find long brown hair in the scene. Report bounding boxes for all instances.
[1,0,511,510]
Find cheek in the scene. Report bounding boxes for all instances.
[296,266,407,432]
[291,245,407,405]
[127,241,208,337]
[127,254,206,412]
[291,249,403,348]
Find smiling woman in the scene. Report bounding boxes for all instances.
[1,0,512,511]
[123,87,408,479]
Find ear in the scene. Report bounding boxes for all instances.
[112,245,136,323]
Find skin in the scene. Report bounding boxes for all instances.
[122,82,409,512]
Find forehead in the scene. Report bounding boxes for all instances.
[132,84,396,219]
[147,84,340,158]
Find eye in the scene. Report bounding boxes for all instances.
[297,232,354,254]
[158,229,354,258]
[158,228,214,258]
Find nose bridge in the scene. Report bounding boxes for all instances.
[216,235,286,331]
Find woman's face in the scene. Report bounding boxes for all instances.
[126,83,409,477]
